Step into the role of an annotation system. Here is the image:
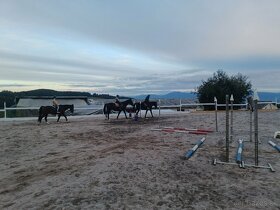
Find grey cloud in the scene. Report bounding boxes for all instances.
[0,84,31,87]
[197,56,280,71]
[1,1,280,94]
[2,1,280,62]
[0,51,138,76]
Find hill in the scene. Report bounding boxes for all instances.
[133,91,196,100]
[258,92,280,101]
[0,89,116,108]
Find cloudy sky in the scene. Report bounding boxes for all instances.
[0,0,280,95]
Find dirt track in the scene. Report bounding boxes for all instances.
[0,111,280,209]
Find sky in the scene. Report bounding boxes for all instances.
[0,0,280,96]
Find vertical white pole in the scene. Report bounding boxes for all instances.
[214,97,218,132]
[225,95,229,162]
[250,110,253,142]
[4,102,6,119]
[253,90,260,166]
[139,101,142,118]
[179,99,182,112]
[230,94,234,143]
[158,99,161,118]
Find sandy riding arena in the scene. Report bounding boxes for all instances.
[1,111,280,209]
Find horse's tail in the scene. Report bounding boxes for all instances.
[38,106,43,122]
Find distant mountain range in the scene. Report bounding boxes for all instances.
[133,91,280,101]
[133,91,196,100]
[258,92,280,101]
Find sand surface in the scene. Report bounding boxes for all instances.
[0,110,280,209]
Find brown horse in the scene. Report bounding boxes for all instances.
[134,101,157,118]
[38,104,74,123]
[103,98,134,119]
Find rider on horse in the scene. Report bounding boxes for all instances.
[115,95,121,107]
[52,96,60,113]
[143,95,150,107]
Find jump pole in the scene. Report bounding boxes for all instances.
[242,93,275,172]
[213,93,275,172]
[247,96,254,142]
[163,127,213,133]
[151,128,208,135]
[268,141,280,152]
[226,95,230,162]
[253,92,259,166]
[184,137,206,159]
[236,139,244,164]
[230,94,234,143]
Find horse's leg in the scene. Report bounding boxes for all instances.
[145,110,148,118]
[150,109,154,117]
[123,110,128,119]
[45,114,49,124]
[117,110,121,119]
[63,113,68,122]
[57,114,61,122]
[38,115,42,123]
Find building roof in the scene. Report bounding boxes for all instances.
[16,96,90,107]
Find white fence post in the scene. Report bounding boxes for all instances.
[214,97,218,132]
[179,99,182,111]
[4,102,6,119]
[158,99,161,118]
[140,101,142,118]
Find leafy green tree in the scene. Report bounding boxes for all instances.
[0,90,16,108]
[196,70,252,108]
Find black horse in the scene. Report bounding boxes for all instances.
[38,104,74,123]
[103,98,134,119]
[134,101,158,118]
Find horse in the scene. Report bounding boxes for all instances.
[134,101,158,118]
[103,98,134,119]
[38,104,74,123]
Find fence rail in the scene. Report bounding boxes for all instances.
[0,100,279,119]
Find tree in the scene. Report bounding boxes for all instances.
[196,70,252,107]
[0,90,16,108]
